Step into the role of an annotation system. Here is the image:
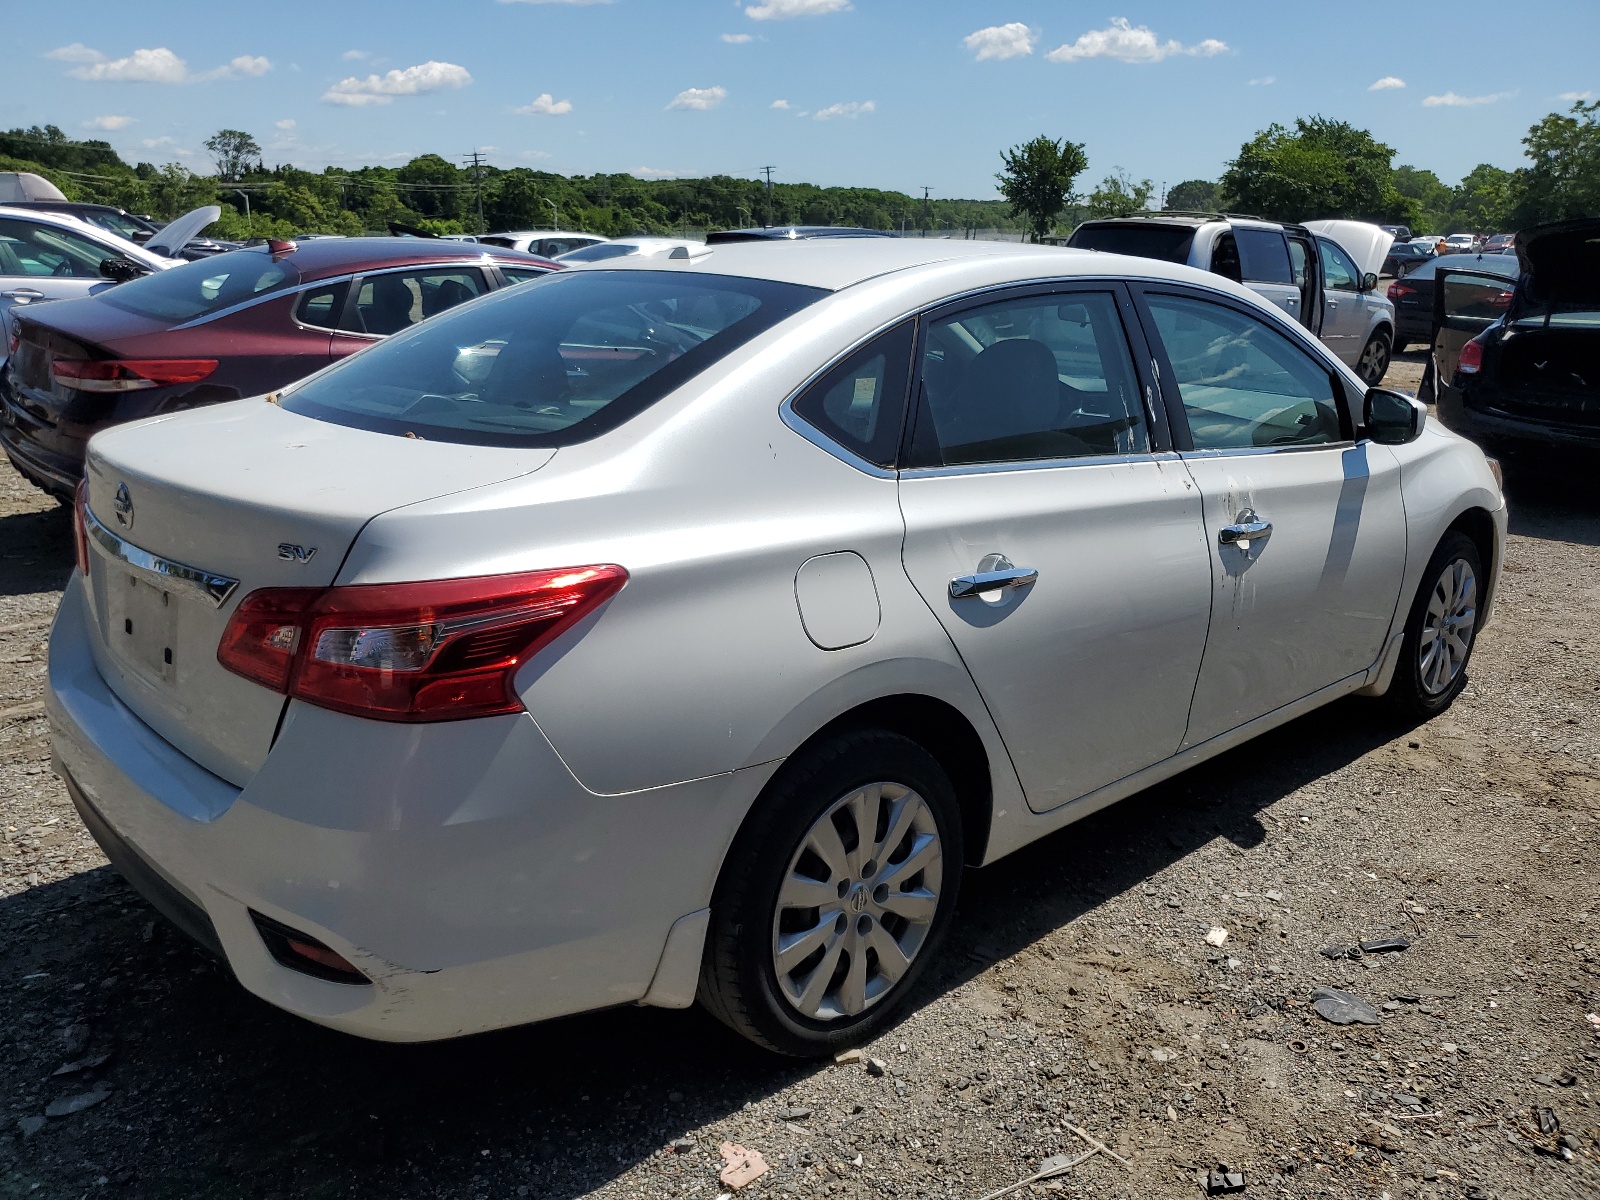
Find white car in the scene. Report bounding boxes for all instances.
[50,240,1505,1054]
[0,204,217,371]
[480,230,609,258]
[555,235,703,264]
[1442,233,1479,255]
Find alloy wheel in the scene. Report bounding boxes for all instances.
[1359,335,1391,385]
[1419,557,1477,695]
[771,782,944,1021]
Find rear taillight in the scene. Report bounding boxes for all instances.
[1387,282,1416,301]
[73,479,90,575]
[52,358,218,392]
[217,566,628,722]
[1457,336,1486,375]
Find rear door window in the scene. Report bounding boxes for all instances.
[342,268,487,336]
[295,280,351,330]
[0,217,114,278]
[1235,229,1294,284]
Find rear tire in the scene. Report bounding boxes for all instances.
[1383,531,1483,720]
[698,729,964,1057]
[1358,330,1392,386]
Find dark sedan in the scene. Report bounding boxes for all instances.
[1381,241,1433,280]
[1,237,557,499]
[1386,251,1518,352]
[1435,217,1600,458]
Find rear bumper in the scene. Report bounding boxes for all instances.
[0,388,83,497]
[48,573,771,1041]
[1438,387,1600,453]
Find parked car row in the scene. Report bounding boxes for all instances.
[49,233,1504,1055]
[2,237,559,498]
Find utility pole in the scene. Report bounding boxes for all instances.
[921,186,932,238]
[235,189,251,238]
[759,165,776,228]
[543,197,558,230]
[463,150,487,234]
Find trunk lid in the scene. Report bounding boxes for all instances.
[1515,217,1600,312]
[81,400,553,785]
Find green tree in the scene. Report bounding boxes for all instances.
[1164,179,1220,212]
[1085,170,1155,219]
[204,129,261,183]
[1392,165,1452,232]
[1221,116,1411,224]
[996,135,1089,241]
[1513,99,1600,226]
[1450,164,1517,233]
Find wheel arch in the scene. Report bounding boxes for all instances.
[1445,504,1498,614]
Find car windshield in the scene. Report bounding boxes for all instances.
[559,243,642,263]
[280,269,826,447]
[1067,223,1196,263]
[90,210,152,241]
[97,249,303,322]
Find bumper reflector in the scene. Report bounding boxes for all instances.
[250,911,370,985]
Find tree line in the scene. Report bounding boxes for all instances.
[998,101,1600,239]
[0,126,1022,240]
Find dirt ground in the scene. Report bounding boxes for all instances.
[2,373,1598,1200]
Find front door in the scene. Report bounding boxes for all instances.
[1135,286,1409,746]
[897,283,1213,814]
[0,217,113,359]
[1317,238,1368,364]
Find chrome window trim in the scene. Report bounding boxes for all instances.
[777,404,897,479]
[84,508,239,608]
[1178,440,1357,460]
[900,449,1180,480]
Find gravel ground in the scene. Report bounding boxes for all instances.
[2,408,1598,1200]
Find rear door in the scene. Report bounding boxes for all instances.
[1235,227,1303,323]
[0,217,113,360]
[1133,284,1408,745]
[1433,269,1515,407]
[897,282,1213,814]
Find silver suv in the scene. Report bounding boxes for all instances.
[1067,215,1397,385]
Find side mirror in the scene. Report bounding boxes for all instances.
[99,257,146,284]
[1364,387,1426,445]
[1361,271,1379,293]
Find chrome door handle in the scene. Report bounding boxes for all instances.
[1,288,45,302]
[1218,508,1272,547]
[950,567,1038,599]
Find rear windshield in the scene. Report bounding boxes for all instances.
[280,269,826,447]
[98,249,302,322]
[1067,223,1196,264]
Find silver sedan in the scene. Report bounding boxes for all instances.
[51,238,1504,1055]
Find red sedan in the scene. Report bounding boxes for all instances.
[1,237,558,499]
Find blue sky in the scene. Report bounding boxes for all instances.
[7,1,1597,199]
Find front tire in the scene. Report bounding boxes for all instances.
[698,729,964,1056]
[1383,531,1483,719]
[1358,329,1392,386]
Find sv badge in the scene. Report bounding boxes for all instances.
[277,543,317,564]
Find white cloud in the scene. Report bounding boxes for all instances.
[197,54,271,81]
[1046,18,1226,64]
[1559,90,1595,101]
[83,114,135,130]
[1247,76,1274,86]
[963,23,1036,61]
[770,98,791,109]
[514,92,573,115]
[722,33,754,43]
[46,43,105,64]
[53,44,270,83]
[140,136,178,149]
[275,118,296,130]
[667,85,727,111]
[499,0,611,4]
[1368,76,1406,91]
[322,60,472,106]
[634,167,686,179]
[1422,90,1514,107]
[520,149,553,160]
[814,100,874,120]
[342,49,370,61]
[69,46,189,83]
[745,0,850,19]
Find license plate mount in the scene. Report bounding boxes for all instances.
[106,571,179,686]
